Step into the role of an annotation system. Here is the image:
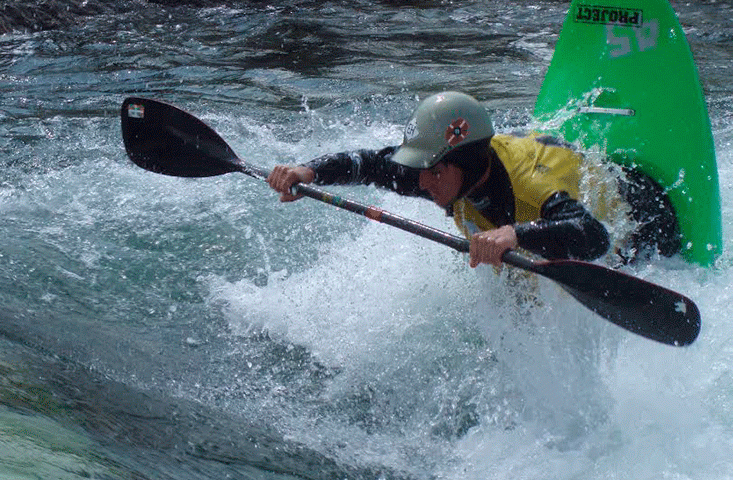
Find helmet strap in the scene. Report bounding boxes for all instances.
[460,160,491,200]
[442,138,492,200]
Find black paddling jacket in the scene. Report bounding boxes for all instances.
[303,134,610,261]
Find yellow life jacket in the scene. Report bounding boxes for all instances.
[453,134,582,237]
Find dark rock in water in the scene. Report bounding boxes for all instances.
[0,0,231,34]
[0,0,108,33]
[146,0,230,6]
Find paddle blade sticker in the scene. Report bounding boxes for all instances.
[127,103,145,119]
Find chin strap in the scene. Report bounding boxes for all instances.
[458,159,491,201]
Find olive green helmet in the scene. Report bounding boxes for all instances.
[392,91,494,169]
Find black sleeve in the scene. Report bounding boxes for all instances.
[514,192,610,261]
[302,147,430,199]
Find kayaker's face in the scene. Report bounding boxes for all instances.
[419,161,463,207]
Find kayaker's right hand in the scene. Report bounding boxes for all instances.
[266,165,316,202]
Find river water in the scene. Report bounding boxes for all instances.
[1,1,733,479]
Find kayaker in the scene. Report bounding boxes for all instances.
[266,91,679,267]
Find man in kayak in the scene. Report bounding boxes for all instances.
[267,91,678,267]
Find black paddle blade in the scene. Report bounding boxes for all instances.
[121,97,241,177]
[538,260,700,346]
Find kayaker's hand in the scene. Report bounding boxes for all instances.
[469,226,518,268]
[266,166,316,202]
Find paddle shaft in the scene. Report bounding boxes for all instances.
[233,161,472,253]
[235,162,599,277]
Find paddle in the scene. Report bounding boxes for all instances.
[120,97,701,347]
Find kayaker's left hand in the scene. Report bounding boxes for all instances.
[469,225,518,268]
